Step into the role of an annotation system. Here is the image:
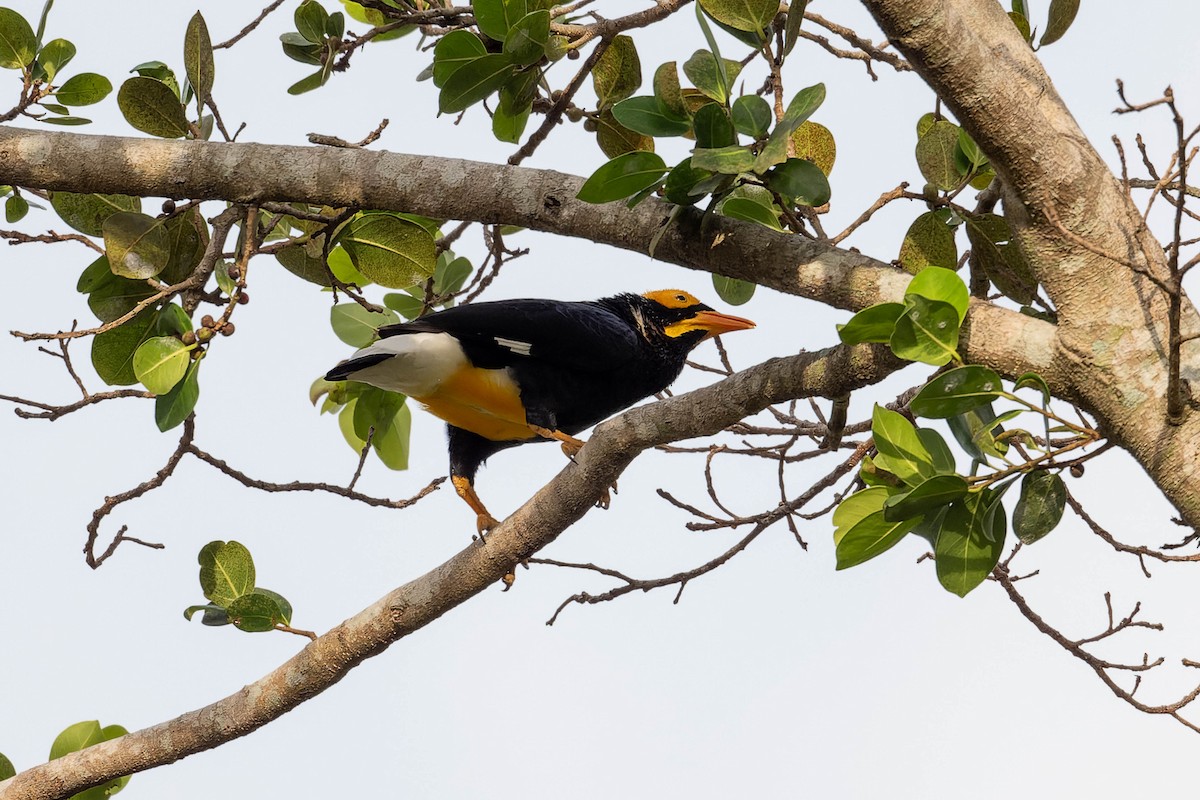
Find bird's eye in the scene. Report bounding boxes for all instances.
[675,294,686,302]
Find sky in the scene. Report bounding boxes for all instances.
[4,1,1200,798]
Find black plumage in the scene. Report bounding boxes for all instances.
[325,290,754,532]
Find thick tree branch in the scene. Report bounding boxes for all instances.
[861,0,1200,527]
[0,126,1058,383]
[0,342,899,800]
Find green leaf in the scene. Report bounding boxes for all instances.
[965,213,1038,305]
[911,365,1004,419]
[438,53,515,113]
[576,150,667,203]
[383,291,424,319]
[295,0,330,43]
[691,144,755,174]
[183,603,230,626]
[782,0,807,56]
[692,103,735,149]
[918,427,957,474]
[663,157,714,206]
[373,401,412,469]
[681,49,741,105]
[117,76,190,138]
[1014,371,1051,407]
[790,120,836,176]
[327,9,345,37]
[183,11,215,104]
[837,302,905,345]
[133,335,190,394]
[883,474,968,522]
[338,213,437,289]
[91,308,159,386]
[5,193,27,222]
[890,295,961,366]
[948,402,1008,463]
[130,60,180,97]
[83,263,156,323]
[768,158,830,206]
[53,72,111,106]
[1013,470,1066,544]
[915,119,961,191]
[956,127,988,173]
[592,35,640,108]
[0,7,35,69]
[276,241,334,286]
[353,385,405,441]
[38,114,92,125]
[227,591,287,633]
[474,0,526,41]
[254,588,294,625]
[832,486,890,545]
[503,10,549,66]
[103,211,170,279]
[753,83,826,173]
[1008,11,1032,42]
[711,275,756,305]
[906,265,968,323]
[434,254,472,295]
[432,30,487,88]
[156,357,200,431]
[653,61,687,118]
[871,404,936,487]
[330,302,399,347]
[493,95,531,143]
[0,751,14,781]
[281,32,322,65]
[612,95,690,137]
[836,509,923,570]
[721,196,782,231]
[899,211,958,274]
[34,37,75,82]
[693,3,728,101]
[1039,0,1079,46]
[198,540,255,607]
[731,94,771,139]
[51,192,140,236]
[935,492,1006,597]
[595,108,653,158]
[697,0,776,38]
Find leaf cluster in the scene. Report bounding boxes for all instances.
[184,541,297,634]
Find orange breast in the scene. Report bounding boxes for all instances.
[414,366,536,442]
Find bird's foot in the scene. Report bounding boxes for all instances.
[529,425,586,460]
[596,479,619,510]
[501,560,528,591]
[473,512,500,542]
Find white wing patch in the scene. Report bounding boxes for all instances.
[494,336,533,357]
[345,332,468,396]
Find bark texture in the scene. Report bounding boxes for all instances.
[863,0,1200,524]
[0,344,898,800]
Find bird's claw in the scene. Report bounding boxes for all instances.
[473,512,500,542]
[595,479,619,510]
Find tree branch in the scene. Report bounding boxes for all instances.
[0,342,900,800]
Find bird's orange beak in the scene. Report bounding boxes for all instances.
[692,310,756,339]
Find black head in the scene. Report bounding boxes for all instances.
[611,289,756,351]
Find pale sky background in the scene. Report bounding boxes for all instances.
[4,1,1200,797]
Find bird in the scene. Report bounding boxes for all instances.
[324,289,755,534]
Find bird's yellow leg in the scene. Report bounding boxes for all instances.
[451,475,500,536]
[528,425,586,458]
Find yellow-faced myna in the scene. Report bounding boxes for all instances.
[325,290,755,532]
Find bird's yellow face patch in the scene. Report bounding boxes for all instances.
[643,289,702,309]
